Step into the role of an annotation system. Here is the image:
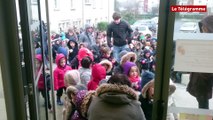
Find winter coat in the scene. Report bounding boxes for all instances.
[36,54,45,90]
[87,64,106,90]
[64,87,95,120]
[67,38,79,63]
[186,15,213,100]
[187,73,213,99]
[57,46,69,58]
[87,84,146,120]
[79,32,95,49]
[139,94,153,120]
[79,68,91,87]
[90,45,101,63]
[107,20,133,47]
[99,59,113,74]
[140,50,155,72]
[62,85,88,120]
[139,79,177,120]
[54,54,72,90]
[77,48,94,68]
[70,90,88,120]
[66,33,77,41]
[139,79,155,120]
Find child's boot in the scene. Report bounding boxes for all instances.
[57,97,63,105]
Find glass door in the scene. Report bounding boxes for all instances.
[18,0,55,119]
[149,0,213,119]
[168,4,213,120]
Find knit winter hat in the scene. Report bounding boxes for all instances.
[64,70,80,87]
[122,61,137,76]
[141,71,155,89]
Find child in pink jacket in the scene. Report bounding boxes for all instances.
[54,53,72,105]
[36,54,52,111]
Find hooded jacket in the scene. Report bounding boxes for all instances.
[123,61,137,76]
[79,26,95,49]
[87,64,106,90]
[36,54,45,90]
[139,79,154,120]
[77,48,94,68]
[54,54,72,90]
[87,84,146,120]
[140,49,155,71]
[67,38,79,63]
[122,62,141,91]
[99,59,113,73]
[71,90,88,120]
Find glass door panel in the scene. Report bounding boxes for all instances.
[168,2,213,119]
[18,0,52,119]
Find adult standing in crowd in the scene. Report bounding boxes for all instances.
[107,12,133,62]
[79,24,96,49]
[187,15,213,109]
[87,74,146,120]
[65,28,78,41]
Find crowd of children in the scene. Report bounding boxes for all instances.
[34,25,177,120]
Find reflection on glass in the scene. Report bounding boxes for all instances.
[170,3,213,119]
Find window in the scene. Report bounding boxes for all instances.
[54,0,60,10]
[93,0,96,8]
[86,19,91,24]
[100,0,103,9]
[85,0,92,5]
[70,0,75,10]
[31,0,37,4]
[73,21,78,26]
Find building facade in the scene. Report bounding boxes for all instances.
[37,0,114,32]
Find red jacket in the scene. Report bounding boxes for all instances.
[36,54,45,90]
[54,54,72,90]
[77,48,94,68]
[87,64,106,90]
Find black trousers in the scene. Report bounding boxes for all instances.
[196,97,209,109]
[39,89,52,109]
[56,87,66,98]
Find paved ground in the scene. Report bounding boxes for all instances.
[173,83,213,109]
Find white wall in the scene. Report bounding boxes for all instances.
[46,0,114,32]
